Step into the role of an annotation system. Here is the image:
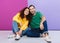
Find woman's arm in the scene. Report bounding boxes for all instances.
[13,13,22,26]
[20,21,29,30]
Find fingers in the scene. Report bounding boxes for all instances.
[40,24,44,30]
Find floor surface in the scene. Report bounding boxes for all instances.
[0,31,60,43]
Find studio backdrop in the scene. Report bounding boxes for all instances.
[28,0,60,30]
[0,0,60,30]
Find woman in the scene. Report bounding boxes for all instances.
[9,7,32,40]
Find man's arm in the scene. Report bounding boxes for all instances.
[40,16,46,30]
[41,16,46,24]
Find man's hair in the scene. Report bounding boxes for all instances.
[29,5,35,8]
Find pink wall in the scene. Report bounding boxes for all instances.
[0,0,28,30]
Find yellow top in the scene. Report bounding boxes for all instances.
[13,13,29,30]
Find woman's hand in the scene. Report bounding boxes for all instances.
[20,23,22,26]
[19,29,23,35]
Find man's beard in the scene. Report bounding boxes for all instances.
[31,11,35,15]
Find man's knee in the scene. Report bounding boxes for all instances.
[43,20,48,31]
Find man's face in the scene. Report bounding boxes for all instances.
[29,6,36,14]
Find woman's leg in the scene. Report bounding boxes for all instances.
[12,21,20,35]
[8,21,20,39]
[13,21,21,40]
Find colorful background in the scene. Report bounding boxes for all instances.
[0,0,60,30]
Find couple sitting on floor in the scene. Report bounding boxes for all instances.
[9,5,51,43]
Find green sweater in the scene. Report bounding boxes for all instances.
[30,12,43,29]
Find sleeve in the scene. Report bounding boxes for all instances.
[20,21,29,30]
[13,13,21,23]
[38,12,43,18]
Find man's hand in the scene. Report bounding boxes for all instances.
[40,16,46,30]
[40,23,44,30]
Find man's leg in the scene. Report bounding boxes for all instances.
[21,27,31,36]
[22,21,48,37]
[40,20,51,43]
[25,21,48,37]
[26,28,40,37]
[40,20,48,34]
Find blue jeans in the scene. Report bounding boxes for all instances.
[12,21,30,36]
[26,20,48,37]
[12,20,48,37]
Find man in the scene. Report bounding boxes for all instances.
[26,5,51,43]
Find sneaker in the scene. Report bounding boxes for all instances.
[40,33,43,37]
[15,35,20,40]
[8,34,15,39]
[43,36,51,43]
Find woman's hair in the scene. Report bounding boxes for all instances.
[19,7,33,22]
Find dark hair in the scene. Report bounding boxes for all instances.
[29,5,35,8]
[20,7,33,22]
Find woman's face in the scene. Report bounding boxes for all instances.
[24,8,29,16]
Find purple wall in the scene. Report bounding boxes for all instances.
[28,0,60,30]
[0,0,60,30]
[0,0,27,30]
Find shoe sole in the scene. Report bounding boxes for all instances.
[47,41,51,43]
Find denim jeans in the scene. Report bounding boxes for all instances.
[12,20,48,37]
[26,20,48,37]
[12,21,30,36]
